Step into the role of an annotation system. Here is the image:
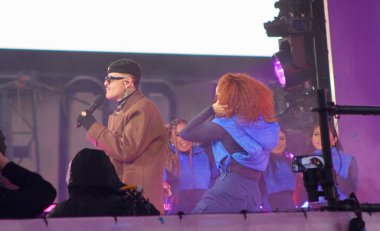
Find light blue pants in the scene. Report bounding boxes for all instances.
[192,172,261,214]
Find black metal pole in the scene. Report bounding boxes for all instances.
[332,105,380,115]
[316,89,338,206]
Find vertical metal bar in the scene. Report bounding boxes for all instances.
[316,89,338,206]
[1,90,14,160]
[31,89,41,173]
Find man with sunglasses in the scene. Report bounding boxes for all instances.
[76,58,168,214]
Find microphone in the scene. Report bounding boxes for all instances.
[75,94,106,128]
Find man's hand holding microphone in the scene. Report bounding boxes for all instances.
[75,95,105,130]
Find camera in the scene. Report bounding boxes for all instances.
[292,155,337,202]
[292,155,325,172]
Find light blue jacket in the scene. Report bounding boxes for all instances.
[263,155,295,194]
[170,144,212,190]
[211,116,280,171]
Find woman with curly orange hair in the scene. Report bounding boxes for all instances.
[180,73,280,214]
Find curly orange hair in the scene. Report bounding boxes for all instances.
[216,73,277,123]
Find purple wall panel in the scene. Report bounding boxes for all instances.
[328,0,380,202]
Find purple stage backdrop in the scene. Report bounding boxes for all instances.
[328,0,380,202]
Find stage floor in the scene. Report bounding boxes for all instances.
[1,210,379,231]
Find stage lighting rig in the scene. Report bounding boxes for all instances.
[272,37,312,89]
[271,35,317,130]
[264,0,312,37]
[265,0,319,150]
[264,0,315,90]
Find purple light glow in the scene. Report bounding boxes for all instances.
[43,203,57,213]
[273,56,286,87]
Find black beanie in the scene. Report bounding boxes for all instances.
[107,58,142,78]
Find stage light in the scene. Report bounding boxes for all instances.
[264,0,314,89]
[272,40,291,87]
[265,0,318,132]
[272,56,286,87]
[272,38,311,89]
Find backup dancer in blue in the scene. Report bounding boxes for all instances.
[180,73,279,214]
[293,125,358,207]
[262,129,295,211]
[164,119,216,214]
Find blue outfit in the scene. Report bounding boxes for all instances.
[174,144,212,191]
[262,154,295,210]
[212,116,279,172]
[180,106,279,214]
[165,144,213,214]
[264,156,295,194]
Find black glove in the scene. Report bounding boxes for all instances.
[75,110,96,130]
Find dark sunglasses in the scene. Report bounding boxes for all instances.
[104,75,127,83]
